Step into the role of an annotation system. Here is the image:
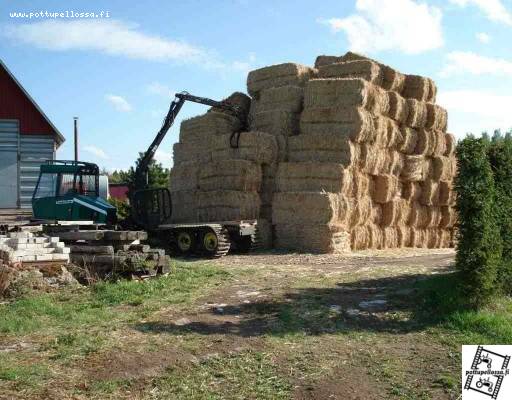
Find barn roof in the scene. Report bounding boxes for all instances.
[0,59,65,146]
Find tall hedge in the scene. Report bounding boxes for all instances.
[488,139,512,294]
[455,138,502,307]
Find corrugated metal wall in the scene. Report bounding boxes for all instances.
[0,120,19,208]
[0,119,56,208]
[19,135,55,208]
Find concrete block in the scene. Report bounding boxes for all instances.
[8,238,27,245]
[8,232,33,239]
[49,237,60,243]
[13,243,28,250]
[35,254,53,261]
[52,242,65,249]
[52,254,70,262]
[21,255,36,262]
[54,247,70,254]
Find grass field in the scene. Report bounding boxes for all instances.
[1,251,511,399]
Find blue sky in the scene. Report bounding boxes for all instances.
[1,0,512,171]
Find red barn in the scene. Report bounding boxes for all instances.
[0,59,65,209]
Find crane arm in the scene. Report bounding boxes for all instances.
[132,91,243,192]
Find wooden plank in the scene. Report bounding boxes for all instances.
[69,245,114,255]
[128,244,150,253]
[103,231,128,241]
[57,231,104,241]
[70,254,127,266]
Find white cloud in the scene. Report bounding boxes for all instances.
[438,90,512,136]
[3,19,206,63]
[449,0,512,25]
[146,82,173,97]
[318,0,443,54]
[476,32,491,43]
[441,51,512,77]
[154,149,173,166]
[83,145,109,160]
[105,94,132,112]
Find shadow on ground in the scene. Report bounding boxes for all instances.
[134,268,459,338]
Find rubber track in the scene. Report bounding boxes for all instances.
[207,224,231,258]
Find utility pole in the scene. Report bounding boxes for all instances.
[73,117,79,161]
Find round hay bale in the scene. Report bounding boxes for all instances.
[405,99,428,129]
[387,92,409,123]
[399,126,418,154]
[371,175,399,204]
[401,155,427,182]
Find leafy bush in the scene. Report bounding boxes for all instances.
[455,137,502,308]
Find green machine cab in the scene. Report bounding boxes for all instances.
[32,160,117,224]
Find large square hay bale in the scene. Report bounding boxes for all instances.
[247,63,313,96]
[444,133,456,156]
[210,131,279,165]
[300,107,375,142]
[401,155,428,181]
[287,132,357,164]
[304,78,389,115]
[405,99,428,129]
[371,175,399,204]
[170,191,198,223]
[350,172,371,199]
[431,156,453,181]
[318,60,384,86]
[399,127,419,154]
[274,223,350,253]
[350,225,370,250]
[173,140,211,165]
[198,159,262,192]
[440,206,457,228]
[419,180,440,206]
[425,103,448,132]
[438,181,456,206]
[250,110,300,136]
[169,162,199,192]
[276,162,352,194]
[179,111,242,143]
[196,191,261,222]
[387,92,409,123]
[272,192,349,226]
[251,85,304,113]
[401,182,422,201]
[348,195,372,227]
[403,75,436,102]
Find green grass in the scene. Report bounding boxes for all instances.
[152,351,291,400]
[0,354,50,389]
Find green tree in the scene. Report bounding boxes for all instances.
[455,137,502,308]
[488,140,512,294]
[125,153,170,193]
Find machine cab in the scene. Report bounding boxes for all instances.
[32,160,116,224]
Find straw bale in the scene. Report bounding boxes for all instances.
[432,129,447,156]
[348,196,372,227]
[368,224,384,249]
[250,110,300,136]
[381,65,406,92]
[179,111,242,142]
[399,126,418,154]
[287,133,358,164]
[170,191,198,223]
[426,229,441,248]
[424,206,442,228]
[439,229,452,248]
[276,162,352,194]
[198,160,262,192]
[318,60,384,87]
[419,180,440,206]
[314,55,344,69]
[252,85,304,113]
[210,92,251,121]
[381,199,409,227]
[196,191,261,222]
[438,181,456,206]
[432,156,453,181]
[425,103,448,132]
[255,219,273,249]
[415,129,439,156]
[406,99,428,129]
[247,63,313,96]
[401,155,427,181]
[304,78,389,115]
[387,92,409,123]
[382,151,404,176]
[351,172,371,198]
[272,192,349,226]
[397,225,412,247]
[383,227,399,248]
[274,223,350,253]
[210,131,279,165]
[440,206,457,228]
[350,225,370,250]
[359,143,386,175]
[300,107,375,142]
[371,175,399,203]
[173,140,211,165]
[169,162,199,192]
[371,204,382,225]
[444,133,456,156]
[401,182,422,201]
[374,117,401,148]
[411,228,428,248]
[403,75,435,102]
[409,202,428,228]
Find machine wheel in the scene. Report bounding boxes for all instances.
[200,226,231,258]
[476,381,483,388]
[175,230,196,255]
[233,233,259,253]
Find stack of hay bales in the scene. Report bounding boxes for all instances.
[271,52,456,252]
[169,93,278,247]
[247,64,314,224]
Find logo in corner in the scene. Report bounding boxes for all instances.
[463,345,511,399]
